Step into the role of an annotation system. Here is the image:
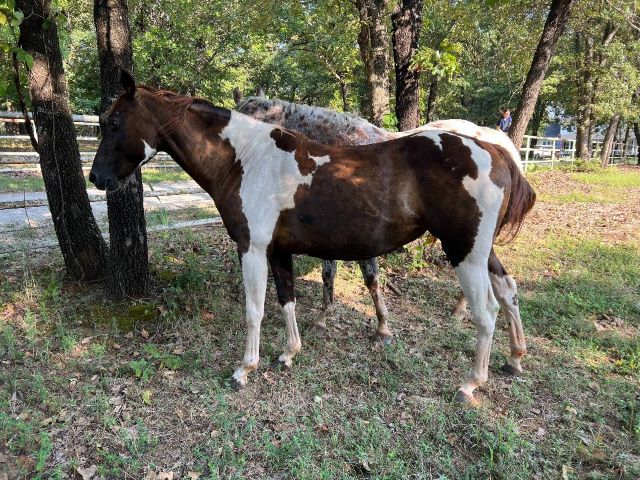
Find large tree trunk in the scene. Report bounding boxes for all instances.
[95,0,149,298]
[600,114,621,167]
[18,0,108,281]
[355,0,390,126]
[425,78,438,122]
[509,0,576,148]
[391,0,424,131]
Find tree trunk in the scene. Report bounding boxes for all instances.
[391,0,424,131]
[18,0,108,281]
[355,0,390,126]
[339,79,349,112]
[425,78,438,123]
[600,114,620,168]
[622,124,630,163]
[509,0,576,148]
[95,0,149,298]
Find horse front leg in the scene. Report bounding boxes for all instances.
[231,245,268,389]
[358,258,393,344]
[310,259,337,335]
[269,250,302,369]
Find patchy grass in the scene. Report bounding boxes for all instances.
[0,168,191,194]
[572,168,640,188]
[141,168,192,184]
[0,174,45,193]
[1,169,640,479]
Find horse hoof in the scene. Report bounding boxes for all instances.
[370,332,393,345]
[228,377,245,391]
[454,389,479,406]
[501,362,522,376]
[308,323,327,337]
[269,358,291,371]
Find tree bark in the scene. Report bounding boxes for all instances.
[509,0,576,149]
[425,78,437,122]
[339,78,349,112]
[94,0,149,298]
[622,124,630,163]
[18,0,108,281]
[355,0,390,126]
[391,0,424,131]
[600,114,620,167]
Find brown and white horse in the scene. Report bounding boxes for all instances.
[235,93,524,336]
[90,72,535,403]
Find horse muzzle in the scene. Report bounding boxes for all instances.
[89,170,120,192]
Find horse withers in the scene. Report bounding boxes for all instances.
[90,72,535,403]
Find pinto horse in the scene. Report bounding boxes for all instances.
[90,72,535,402]
[235,93,524,337]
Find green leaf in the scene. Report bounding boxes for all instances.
[0,11,8,25]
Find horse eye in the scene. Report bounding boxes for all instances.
[108,118,120,128]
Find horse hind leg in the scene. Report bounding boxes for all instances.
[452,256,499,404]
[309,259,337,335]
[488,250,527,376]
[358,258,393,344]
[269,250,302,370]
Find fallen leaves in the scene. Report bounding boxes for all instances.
[594,313,624,331]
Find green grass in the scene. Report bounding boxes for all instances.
[571,168,640,187]
[0,168,190,194]
[0,175,45,193]
[141,168,191,183]
[1,170,639,478]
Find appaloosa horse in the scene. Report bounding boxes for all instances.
[235,92,524,332]
[90,72,535,403]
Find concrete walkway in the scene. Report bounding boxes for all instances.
[0,181,220,253]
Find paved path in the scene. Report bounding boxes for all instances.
[0,181,220,253]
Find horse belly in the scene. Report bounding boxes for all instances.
[272,199,425,260]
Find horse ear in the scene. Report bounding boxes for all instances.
[120,70,136,97]
[255,85,265,97]
[233,87,243,105]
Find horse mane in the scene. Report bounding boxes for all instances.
[236,96,389,137]
[138,85,218,136]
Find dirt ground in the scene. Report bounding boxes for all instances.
[1,166,639,479]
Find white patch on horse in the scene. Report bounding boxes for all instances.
[137,140,157,168]
[220,111,330,248]
[415,130,444,150]
[458,136,504,264]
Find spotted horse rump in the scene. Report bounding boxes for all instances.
[90,71,536,404]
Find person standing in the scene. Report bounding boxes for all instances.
[496,107,512,132]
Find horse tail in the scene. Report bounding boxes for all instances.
[497,153,536,243]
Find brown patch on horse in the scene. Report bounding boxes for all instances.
[270,128,317,175]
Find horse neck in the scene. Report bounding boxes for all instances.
[149,99,238,201]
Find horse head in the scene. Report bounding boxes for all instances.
[89,70,159,191]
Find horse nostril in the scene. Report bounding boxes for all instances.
[89,172,96,184]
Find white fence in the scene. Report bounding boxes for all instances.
[0,111,175,171]
[520,134,638,171]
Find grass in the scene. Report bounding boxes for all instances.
[0,168,191,194]
[1,168,639,478]
[572,168,640,187]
